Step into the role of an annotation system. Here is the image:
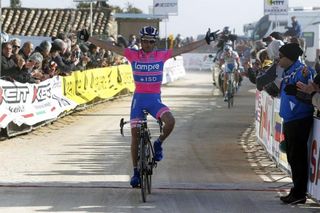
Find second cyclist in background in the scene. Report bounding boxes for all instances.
[219,45,241,101]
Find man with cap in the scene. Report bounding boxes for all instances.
[278,43,315,204]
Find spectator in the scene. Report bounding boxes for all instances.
[117,35,128,48]
[128,34,139,50]
[254,36,284,97]
[50,39,79,75]
[19,41,33,61]
[262,36,274,47]
[249,40,266,64]
[174,34,183,48]
[269,31,284,41]
[28,52,44,81]
[34,40,57,80]
[279,43,315,204]
[246,49,273,85]
[1,42,19,78]
[1,42,38,83]
[87,43,101,68]
[266,37,284,61]
[285,16,302,38]
[10,38,21,60]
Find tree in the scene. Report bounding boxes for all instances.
[125,3,142,13]
[10,0,21,8]
[76,3,90,9]
[76,1,142,14]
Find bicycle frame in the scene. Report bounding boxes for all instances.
[226,72,235,108]
[120,110,162,202]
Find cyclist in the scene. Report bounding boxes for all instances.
[78,27,218,187]
[219,45,241,101]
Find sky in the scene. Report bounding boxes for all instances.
[1,0,319,38]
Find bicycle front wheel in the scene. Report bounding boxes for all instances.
[146,144,152,194]
[227,82,233,108]
[139,138,147,202]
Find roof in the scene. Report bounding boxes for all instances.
[1,7,113,37]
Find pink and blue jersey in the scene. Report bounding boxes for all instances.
[124,48,173,94]
[124,48,173,126]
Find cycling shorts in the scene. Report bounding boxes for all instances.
[224,63,236,73]
[130,93,170,128]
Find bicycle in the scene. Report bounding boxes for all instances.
[225,71,236,108]
[120,110,162,202]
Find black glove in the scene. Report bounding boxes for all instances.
[205,28,219,45]
[256,63,277,91]
[264,82,279,97]
[284,84,297,96]
[296,91,312,105]
[78,29,89,42]
[314,74,320,85]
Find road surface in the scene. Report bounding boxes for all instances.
[0,71,318,212]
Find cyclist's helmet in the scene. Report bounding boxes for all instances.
[139,26,159,39]
[223,26,231,35]
[224,45,232,52]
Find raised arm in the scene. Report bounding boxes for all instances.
[88,37,125,56]
[171,29,219,58]
[78,29,125,56]
[172,39,207,57]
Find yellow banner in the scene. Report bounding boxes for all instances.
[62,65,134,104]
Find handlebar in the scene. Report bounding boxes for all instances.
[119,113,163,136]
[120,118,129,136]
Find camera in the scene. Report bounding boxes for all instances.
[72,51,81,58]
[314,74,320,85]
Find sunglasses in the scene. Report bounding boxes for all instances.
[141,39,156,44]
[13,45,20,49]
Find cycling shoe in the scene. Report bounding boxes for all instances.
[130,173,141,188]
[153,139,163,161]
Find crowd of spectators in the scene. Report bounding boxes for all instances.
[233,28,320,204]
[0,32,134,84]
[0,31,200,84]
[232,32,316,88]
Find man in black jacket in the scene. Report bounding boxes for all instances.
[1,42,38,83]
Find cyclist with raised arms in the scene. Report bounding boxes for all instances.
[78,27,219,187]
[219,45,241,101]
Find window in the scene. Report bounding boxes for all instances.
[302,32,314,47]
